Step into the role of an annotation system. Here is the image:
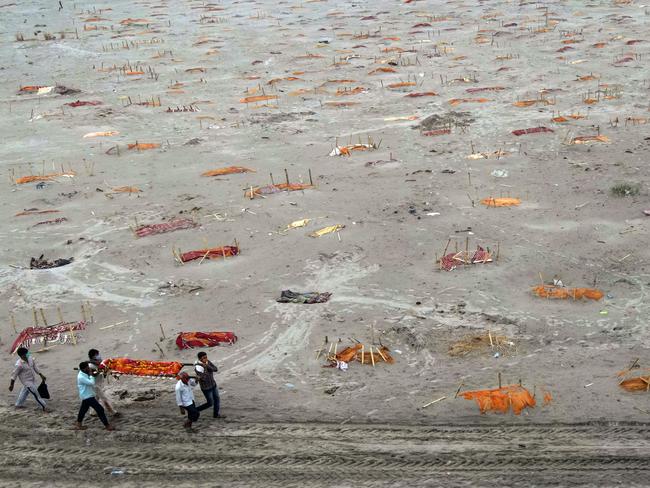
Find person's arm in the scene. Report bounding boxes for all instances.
[9,363,21,391]
[78,374,95,387]
[208,361,218,373]
[175,385,185,412]
[31,359,46,380]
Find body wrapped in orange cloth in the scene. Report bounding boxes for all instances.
[101,358,184,377]
[176,331,237,349]
[462,385,537,415]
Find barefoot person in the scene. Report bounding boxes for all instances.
[88,349,119,417]
[176,372,200,431]
[76,361,114,431]
[9,347,49,412]
[195,351,225,419]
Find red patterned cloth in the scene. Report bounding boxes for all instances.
[10,321,86,353]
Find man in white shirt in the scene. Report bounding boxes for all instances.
[8,347,48,412]
[175,372,200,431]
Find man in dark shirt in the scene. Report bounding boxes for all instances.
[194,351,225,419]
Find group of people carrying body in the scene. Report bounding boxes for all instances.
[9,347,223,431]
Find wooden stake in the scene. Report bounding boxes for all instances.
[370,346,375,366]
[39,308,48,326]
[69,323,77,345]
[81,304,88,322]
[309,168,313,186]
[361,345,365,364]
[154,342,165,357]
[159,323,166,339]
[454,381,464,398]
[32,307,39,327]
[86,301,94,323]
[375,347,388,362]
[421,396,446,408]
[498,372,502,389]
[10,314,17,333]
[284,168,290,186]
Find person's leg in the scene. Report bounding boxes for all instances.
[95,387,116,414]
[77,399,91,427]
[87,397,110,427]
[211,386,220,417]
[15,386,29,408]
[25,386,47,411]
[186,402,200,423]
[197,388,213,412]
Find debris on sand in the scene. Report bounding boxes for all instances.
[448,332,515,357]
[158,280,204,296]
[414,111,474,132]
[277,290,332,304]
[30,255,74,269]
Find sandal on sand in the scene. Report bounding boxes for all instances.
[74,424,88,430]
[105,425,116,431]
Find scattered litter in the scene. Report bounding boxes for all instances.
[491,169,508,178]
